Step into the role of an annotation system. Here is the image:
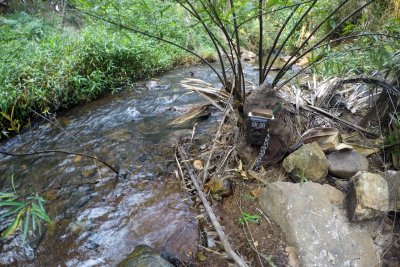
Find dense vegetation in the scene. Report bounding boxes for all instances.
[0,1,214,138]
[0,0,399,134]
[0,0,399,249]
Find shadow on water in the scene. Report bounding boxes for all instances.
[0,62,264,266]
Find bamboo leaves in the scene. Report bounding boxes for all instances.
[0,176,51,241]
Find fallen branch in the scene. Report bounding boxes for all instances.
[0,149,119,175]
[178,146,249,267]
[303,105,380,138]
[202,100,233,184]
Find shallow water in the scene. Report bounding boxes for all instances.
[0,62,263,266]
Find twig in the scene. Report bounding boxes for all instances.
[39,181,99,195]
[28,108,118,173]
[178,146,249,267]
[255,207,271,225]
[197,244,226,256]
[190,123,198,143]
[202,102,232,184]
[0,149,119,174]
[215,145,235,173]
[234,192,264,267]
[174,150,191,191]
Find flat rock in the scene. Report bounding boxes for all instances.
[327,150,368,179]
[259,182,379,267]
[347,172,389,221]
[302,127,340,151]
[283,142,329,183]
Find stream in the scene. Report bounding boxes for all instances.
[0,61,266,266]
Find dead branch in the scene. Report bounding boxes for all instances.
[202,106,232,184]
[303,105,380,138]
[0,149,119,174]
[178,146,249,267]
[341,77,400,94]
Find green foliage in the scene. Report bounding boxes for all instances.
[262,255,277,267]
[0,7,212,138]
[1,0,399,139]
[0,175,51,240]
[239,211,261,225]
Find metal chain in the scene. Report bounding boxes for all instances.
[253,133,270,172]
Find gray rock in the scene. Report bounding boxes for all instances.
[327,150,369,179]
[283,142,329,183]
[347,172,390,221]
[259,182,379,267]
[118,245,174,267]
[380,170,400,211]
[145,81,170,91]
[145,81,159,90]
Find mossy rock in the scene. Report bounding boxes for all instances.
[118,245,174,267]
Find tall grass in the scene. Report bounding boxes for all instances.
[0,11,213,138]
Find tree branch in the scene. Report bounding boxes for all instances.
[0,149,119,175]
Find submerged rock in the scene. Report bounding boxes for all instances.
[145,81,159,90]
[282,142,329,183]
[240,49,256,61]
[118,245,174,267]
[259,182,379,267]
[327,150,368,179]
[347,171,389,221]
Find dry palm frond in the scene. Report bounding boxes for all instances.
[169,104,209,125]
[180,78,229,100]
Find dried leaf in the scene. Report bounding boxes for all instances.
[193,160,204,170]
[302,127,340,151]
[169,105,208,125]
[250,187,261,198]
[334,143,353,151]
[73,155,82,162]
[349,144,380,156]
[196,252,207,262]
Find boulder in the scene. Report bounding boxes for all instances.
[259,182,379,267]
[380,170,400,211]
[347,172,389,221]
[282,142,329,183]
[118,245,174,267]
[240,49,256,61]
[327,150,368,179]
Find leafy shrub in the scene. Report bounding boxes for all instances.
[0,10,211,138]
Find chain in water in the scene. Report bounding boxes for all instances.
[253,133,270,172]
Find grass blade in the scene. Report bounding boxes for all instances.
[0,205,24,219]
[1,209,24,239]
[23,211,30,241]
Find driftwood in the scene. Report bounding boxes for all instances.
[178,146,249,267]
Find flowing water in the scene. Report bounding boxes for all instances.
[0,62,263,266]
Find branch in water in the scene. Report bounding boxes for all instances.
[0,149,119,175]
